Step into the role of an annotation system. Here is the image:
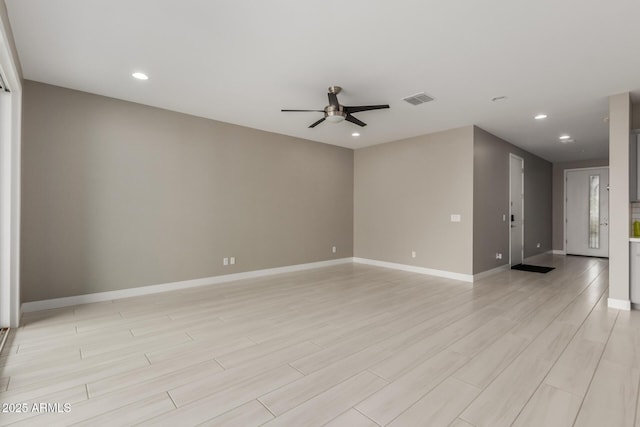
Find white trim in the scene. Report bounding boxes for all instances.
[0,93,11,327]
[473,264,510,281]
[21,258,354,313]
[552,250,566,255]
[352,257,473,282]
[564,166,610,256]
[0,14,22,328]
[523,251,556,263]
[607,298,631,311]
[564,166,611,173]
[509,154,525,266]
[563,169,566,254]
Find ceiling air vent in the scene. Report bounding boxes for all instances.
[402,92,434,106]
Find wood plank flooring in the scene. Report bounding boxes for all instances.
[1,254,639,426]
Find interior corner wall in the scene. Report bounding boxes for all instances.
[21,81,354,302]
[354,126,474,275]
[473,126,552,274]
[551,159,609,252]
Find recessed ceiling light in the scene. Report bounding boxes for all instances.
[491,96,508,102]
[561,139,575,144]
[352,132,360,137]
[534,114,548,120]
[559,135,571,140]
[132,72,149,80]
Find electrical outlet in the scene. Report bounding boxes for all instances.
[332,246,336,253]
[411,251,416,258]
[223,257,229,266]
[496,253,502,260]
[230,257,235,265]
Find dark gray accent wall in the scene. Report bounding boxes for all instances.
[552,159,609,251]
[21,81,354,302]
[473,126,552,274]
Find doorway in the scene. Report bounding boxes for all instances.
[510,154,524,266]
[565,167,609,257]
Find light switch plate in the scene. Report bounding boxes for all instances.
[450,214,461,222]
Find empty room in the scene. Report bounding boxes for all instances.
[1,1,639,426]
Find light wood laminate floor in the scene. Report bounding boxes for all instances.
[1,254,639,426]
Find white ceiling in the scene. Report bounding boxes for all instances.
[6,0,640,162]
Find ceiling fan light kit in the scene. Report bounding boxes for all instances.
[325,105,346,123]
[282,86,389,128]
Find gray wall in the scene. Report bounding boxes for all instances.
[552,159,609,251]
[22,81,354,302]
[473,127,552,273]
[354,126,474,275]
[22,81,557,301]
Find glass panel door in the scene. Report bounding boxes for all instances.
[588,175,600,249]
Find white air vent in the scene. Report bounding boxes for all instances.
[402,92,434,106]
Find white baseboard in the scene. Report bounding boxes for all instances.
[352,257,473,283]
[21,258,354,313]
[552,250,566,255]
[524,251,559,263]
[608,298,631,311]
[473,264,511,281]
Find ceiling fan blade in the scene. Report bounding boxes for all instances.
[343,104,390,114]
[345,114,367,127]
[281,109,324,112]
[328,92,340,107]
[309,117,326,128]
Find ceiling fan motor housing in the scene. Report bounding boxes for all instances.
[325,105,346,122]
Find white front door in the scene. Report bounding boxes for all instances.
[510,155,524,266]
[565,168,609,257]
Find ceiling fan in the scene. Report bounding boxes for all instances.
[282,86,390,128]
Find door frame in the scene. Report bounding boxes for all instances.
[563,166,610,256]
[509,154,525,266]
[0,17,22,328]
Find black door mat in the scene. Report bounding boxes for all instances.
[511,264,555,273]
